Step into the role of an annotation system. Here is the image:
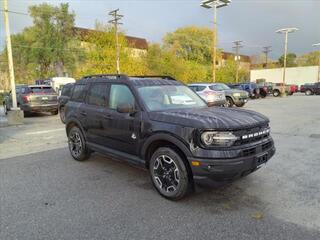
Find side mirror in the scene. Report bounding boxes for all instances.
[116,103,136,114]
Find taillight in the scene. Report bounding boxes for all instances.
[23,95,30,102]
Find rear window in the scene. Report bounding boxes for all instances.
[71,85,86,102]
[29,86,55,93]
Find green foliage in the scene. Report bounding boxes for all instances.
[278,53,297,67]
[28,3,80,77]
[216,59,248,83]
[76,22,148,78]
[296,51,320,66]
[163,26,213,65]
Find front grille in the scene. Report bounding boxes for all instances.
[262,141,272,151]
[240,140,273,158]
[234,126,270,146]
[242,147,256,157]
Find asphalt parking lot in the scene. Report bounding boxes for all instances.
[0,94,320,240]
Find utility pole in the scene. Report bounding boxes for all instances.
[200,0,231,83]
[262,46,272,68]
[276,28,298,96]
[312,43,320,82]
[3,0,18,109]
[233,40,243,83]
[108,9,123,74]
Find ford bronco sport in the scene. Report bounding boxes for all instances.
[65,75,275,200]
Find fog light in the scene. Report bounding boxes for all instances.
[191,161,200,166]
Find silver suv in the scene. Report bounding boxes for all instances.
[188,83,226,106]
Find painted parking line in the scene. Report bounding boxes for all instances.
[26,128,65,135]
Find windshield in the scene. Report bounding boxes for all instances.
[209,84,230,91]
[137,85,206,111]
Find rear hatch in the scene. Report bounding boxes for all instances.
[26,86,58,105]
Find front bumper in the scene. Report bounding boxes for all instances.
[21,103,58,113]
[233,97,248,105]
[188,138,275,186]
[208,99,227,106]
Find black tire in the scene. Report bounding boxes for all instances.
[305,89,313,96]
[59,106,66,123]
[260,91,267,98]
[235,102,246,107]
[273,90,280,97]
[149,147,191,200]
[67,126,91,161]
[225,97,234,107]
[51,109,59,115]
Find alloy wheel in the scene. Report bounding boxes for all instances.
[68,131,83,158]
[153,155,180,193]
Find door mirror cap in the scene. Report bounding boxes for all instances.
[116,103,136,114]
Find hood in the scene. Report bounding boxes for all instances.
[148,107,269,130]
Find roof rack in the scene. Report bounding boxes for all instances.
[130,75,176,80]
[82,74,127,79]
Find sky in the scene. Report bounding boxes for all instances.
[0,0,320,60]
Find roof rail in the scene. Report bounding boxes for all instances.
[82,74,127,79]
[130,75,176,80]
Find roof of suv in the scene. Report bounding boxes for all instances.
[76,74,183,87]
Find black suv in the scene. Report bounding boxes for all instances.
[65,75,275,200]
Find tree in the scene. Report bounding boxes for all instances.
[28,3,79,77]
[278,53,297,67]
[145,44,209,83]
[216,58,249,83]
[163,26,214,65]
[76,22,148,78]
[296,51,320,66]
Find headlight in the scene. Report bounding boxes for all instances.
[201,131,238,147]
[233,93,241,97]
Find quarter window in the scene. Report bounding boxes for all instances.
[87,83,108,106]
[109,84,135,109]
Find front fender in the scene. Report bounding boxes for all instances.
[141,132,193,160]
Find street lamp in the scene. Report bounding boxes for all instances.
[312,43,320,82]
[201,0,231,83]
[276,27,298,96]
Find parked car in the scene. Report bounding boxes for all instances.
[272,83,292,97]
[300,83,314,93]
[188,83,226,106]
[64,74,275,200]
[303,82,320,95]
[4,85,58,115]
[257,82,273,97]
[289,84,299,94]
[202,83,249,107]
[36,77,76,95]
[228,83,260,99]
[58,83,74,123]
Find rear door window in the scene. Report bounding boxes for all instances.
[87,83,108,107]
[71,84,86,102]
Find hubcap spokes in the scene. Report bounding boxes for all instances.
[69,132,82,157]
[153,155,180,193]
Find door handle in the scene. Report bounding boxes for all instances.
[80,111,87,116]
[103,114,113,120]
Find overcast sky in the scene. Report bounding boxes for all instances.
[0,0,319,59]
